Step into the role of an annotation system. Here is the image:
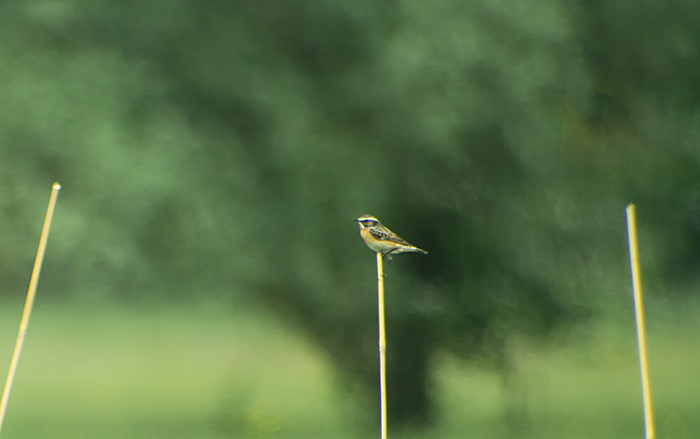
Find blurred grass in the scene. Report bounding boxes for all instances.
[0,300,351,439]
[0,299,698,438]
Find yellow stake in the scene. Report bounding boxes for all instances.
[625,204,655,439]
[376,252,388,439]
[0,182,61,435]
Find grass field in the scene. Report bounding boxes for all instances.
[0,299,698,438]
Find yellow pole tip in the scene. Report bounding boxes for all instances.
[52,182,62,191]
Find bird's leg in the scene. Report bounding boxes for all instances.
[382,251,394,269]
[385,248,401,259]
[379,257,389,276]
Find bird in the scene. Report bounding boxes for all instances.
[354,214,428,263]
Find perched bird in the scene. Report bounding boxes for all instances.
[354,214,428,262]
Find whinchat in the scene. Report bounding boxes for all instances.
[354,215,428,262]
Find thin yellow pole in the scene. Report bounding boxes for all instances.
[625,204,655,439]
[0,182,61,435]
[376,252,388,439]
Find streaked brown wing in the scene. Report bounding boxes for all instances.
[369,227,411,246]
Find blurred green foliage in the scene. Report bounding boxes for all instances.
[1,0,700,431]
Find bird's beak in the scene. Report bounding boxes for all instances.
[353,218,360,222]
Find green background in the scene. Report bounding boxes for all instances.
[1,0,700,437]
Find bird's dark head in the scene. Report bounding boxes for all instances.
[354,214,380,229]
